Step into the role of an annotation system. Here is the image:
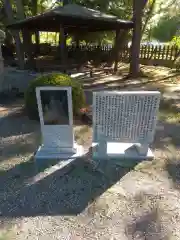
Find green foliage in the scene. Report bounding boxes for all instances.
[170,36,180,71]
[73,0,133,44]
[74,0,133,19]
[25,73,85,120]
[171,36,180,48]
[151,15,179,42]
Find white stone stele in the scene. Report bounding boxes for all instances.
[92,91,161,162]
[35,86,85,162]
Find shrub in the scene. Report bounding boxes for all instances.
[25,73,85,120]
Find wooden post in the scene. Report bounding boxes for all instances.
[0,30,5,92]
[114,29,121,73]
[34,31,40,55]
[60,25,67,72]
[23,30,34,69]
[0,30,5,74]
[74,34,80,48]
[0,43,4,74]
[3,0,25,69]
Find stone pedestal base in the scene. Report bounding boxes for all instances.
[92,142,154,167]
[34,143,86,170]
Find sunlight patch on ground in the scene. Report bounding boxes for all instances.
[0,231,13,240]
[26,157,76,187]
[0,155,32,171]
[83,75,121,86]
[159,111,180,123]
[74,125,92,146]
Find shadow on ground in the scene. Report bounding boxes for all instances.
[0,151,133,218]
[126,209,168,240]
[83,71,179,106]
[80,66,179,92]
[0,110,40,162]
[0,108,39,138]
[165,158,180,191]
[152,121,180,151]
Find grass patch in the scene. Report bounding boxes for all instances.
[159,111,180,123]
[0,230,13,240]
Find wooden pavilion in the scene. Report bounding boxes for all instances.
[7,4,133,71]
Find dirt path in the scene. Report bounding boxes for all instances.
[1,150,180,240]
[1,71,180,239]
[0,110,180,240]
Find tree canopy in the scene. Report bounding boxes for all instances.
[0,0,179,73]
[0,0,179,42]
[151,15,180,42]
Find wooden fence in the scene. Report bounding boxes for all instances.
[67,44,180,67]
[35,43,180,68]
[121,45,179,61]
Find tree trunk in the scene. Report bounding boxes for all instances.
[3,0,25,69]
[129,0,148,77]
[15,0,33,68]
[15,0,34,68]
[74,34,80,47]
[108,28,130,67]
[32,0,40,54]
[4,29,13,48]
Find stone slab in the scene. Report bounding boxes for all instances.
[92,142,154,167]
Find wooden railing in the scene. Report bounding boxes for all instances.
[34,43,180,67]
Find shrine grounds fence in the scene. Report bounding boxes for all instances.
[33,43,180,68]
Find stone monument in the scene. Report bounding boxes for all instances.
[92,91,161,165]
[35,86,85,164]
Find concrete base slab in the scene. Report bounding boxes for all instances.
[34,143,87,173]
[35,143,85,161]
[92,142,154,167]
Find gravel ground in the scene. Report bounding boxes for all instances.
[1,84,180,239]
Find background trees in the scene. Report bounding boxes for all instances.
[0,0,179,74]
[0,0,179,45]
